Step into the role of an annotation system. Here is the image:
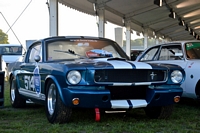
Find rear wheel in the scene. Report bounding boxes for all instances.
[10,76,26,108]
[45,80,72,124]
[144,104,174,119]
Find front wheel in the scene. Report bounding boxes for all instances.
[45,80,72,124]
[144,104,174,119]
[10,76,26,108]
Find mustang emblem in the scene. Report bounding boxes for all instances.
[150,72,157,80]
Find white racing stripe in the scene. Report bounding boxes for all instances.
[111,100,130,109]
[108,60,133,69]
[130,99,147,108]
[111,99,147,109]
[130,61,152,69]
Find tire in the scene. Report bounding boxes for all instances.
[10,76,26,108]
[144,104,174,119]
[45,80,72,124]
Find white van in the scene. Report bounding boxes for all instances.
[0,44,23,78]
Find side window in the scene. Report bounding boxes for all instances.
[140,47,159,61]
[29,44,41,63]
[158,45,183,60]
[159,48,169,60]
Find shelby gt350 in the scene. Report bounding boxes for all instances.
[8,36,185,123]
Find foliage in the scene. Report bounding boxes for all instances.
[1,81,200,133]
[0,29,9,44]
[123,38,156,50]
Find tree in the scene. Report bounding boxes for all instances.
[0,29,9,44]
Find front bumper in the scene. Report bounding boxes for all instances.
[60,85,183,109]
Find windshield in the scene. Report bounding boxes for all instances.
[46,39,127,61]
[185,42,200,59]
[0,46,22,55]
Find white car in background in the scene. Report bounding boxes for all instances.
[136,40,200,100]
[0,44,23,78]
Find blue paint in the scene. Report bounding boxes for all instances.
[33,66,41,94]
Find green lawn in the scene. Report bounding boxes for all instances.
[1,81,200,133]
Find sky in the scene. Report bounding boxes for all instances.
[0,0,140,46]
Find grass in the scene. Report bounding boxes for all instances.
[1,82,200,133]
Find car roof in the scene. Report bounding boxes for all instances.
[31,36,117,47]
[159,40,200,45]
[145,40,200,49]
[141,40,200,53]
[37,36,114,42]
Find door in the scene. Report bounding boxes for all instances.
[18,43,42,100]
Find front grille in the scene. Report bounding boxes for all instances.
[106,86,147,100]
[94,69,166,83]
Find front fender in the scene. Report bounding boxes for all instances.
[45,75,66,105]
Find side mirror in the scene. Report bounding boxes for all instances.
[34,55,41,62]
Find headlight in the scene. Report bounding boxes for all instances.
[67,70,81,85]
[171,70,183,83]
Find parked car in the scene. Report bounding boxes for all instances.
[130,49,144,61]
[8,36,184,123]
[0,44,23,78]
[136,40,200,100]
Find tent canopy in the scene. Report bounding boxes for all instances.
[58,0,200,41]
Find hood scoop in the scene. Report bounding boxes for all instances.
[107,58,126,61]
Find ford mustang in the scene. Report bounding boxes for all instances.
[8,36,185,123]
[136,40,200,100]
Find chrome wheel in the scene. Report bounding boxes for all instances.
[10,80,15,103]
[45,80,72,123]
[47,83,56,115]
[10,77,26,108]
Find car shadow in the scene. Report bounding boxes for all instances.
[178,97,200,108]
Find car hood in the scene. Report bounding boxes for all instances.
[61,58,176,70]
[2,55,22,63]
[144,60,199,69]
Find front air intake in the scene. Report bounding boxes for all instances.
[94,69,166,83]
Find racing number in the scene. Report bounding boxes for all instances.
[24,75,35,91]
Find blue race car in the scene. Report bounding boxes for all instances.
[8,36,185,123]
